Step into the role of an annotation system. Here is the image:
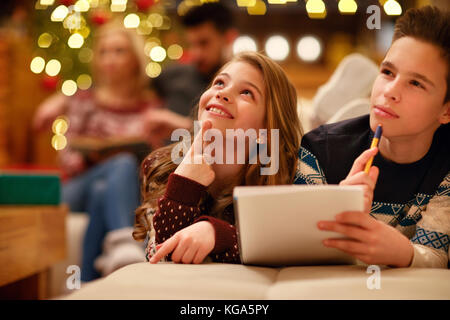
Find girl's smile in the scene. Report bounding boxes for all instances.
[205,104,234,119]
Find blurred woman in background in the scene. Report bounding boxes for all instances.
[33,19,164,281]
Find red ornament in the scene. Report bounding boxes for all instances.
[135,0,154,12]
[58,0,75,7]
[41,75,59,92]
[91,10,110,26]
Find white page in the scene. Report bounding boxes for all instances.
[233,185,364,266]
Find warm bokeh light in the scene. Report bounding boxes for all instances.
[76,74,92,90]
[148,13,163,28]
[38,33,53,48]
[68,33,84,48]
[297,35,322,62]
[124,13,140,28]
[338,0,357,14]
[237,0,256,6]
[90,0,100,8]
[167,44,183,60]
[111,0,127,12]
[40,0,55,6]
[146,62,162,78]
[45,59,62,76]
[78,48,93,63]
[233,36,258,54]
[30,57,46,74]
[150,46,166,62]
[306,0,327,18]
[79,26,91,39]
[247,0,267,15]
[384,0,402,16]
[61,80,78,96]
[265,35,290,61]
[52,117,69,135]
[51,5,69,22]
[137,20,153,35]
[74,0,90,12]
[144,41,160,56]
[52,135,67,151]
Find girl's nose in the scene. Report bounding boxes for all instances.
[216,91,230,103]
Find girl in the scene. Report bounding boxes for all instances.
[133,51,303,264]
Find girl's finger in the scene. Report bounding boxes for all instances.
[192,246,209,264]
[150,237,178,264]
[181,244,200,264]
[348,147,378,177]
[192,120,212,157]
[170,237,192,263]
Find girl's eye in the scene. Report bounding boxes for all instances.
[241,89,254,98]
[214,79,224,87]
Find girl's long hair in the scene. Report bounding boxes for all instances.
[133,51,303,241]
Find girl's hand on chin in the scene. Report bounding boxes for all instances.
[175,120,216,187]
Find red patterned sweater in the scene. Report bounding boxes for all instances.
[148,173,241,263]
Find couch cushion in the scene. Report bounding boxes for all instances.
[61,262,450,300]
[63,262,279,300]
[267,265,450,300]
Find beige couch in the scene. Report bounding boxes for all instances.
[61,262,450,300]
[51,212,450,300]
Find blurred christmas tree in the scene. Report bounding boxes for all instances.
[30,0,185,96]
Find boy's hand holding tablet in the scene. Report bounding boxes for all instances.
[318,127,414,267]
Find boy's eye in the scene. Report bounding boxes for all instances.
[381,68,393,76]
[410,80,425,89]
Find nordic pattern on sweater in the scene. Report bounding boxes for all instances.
[295,146,450,254]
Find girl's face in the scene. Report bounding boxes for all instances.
[198,61,266,135]
[95,32,139,83]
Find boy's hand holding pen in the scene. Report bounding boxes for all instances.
[364,124,383,174]
[337,124,382,213]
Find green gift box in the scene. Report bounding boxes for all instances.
[0,174,61,205]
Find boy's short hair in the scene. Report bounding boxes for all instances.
[392,6,450,103]
[181,2,233,34]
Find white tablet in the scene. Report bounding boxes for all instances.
[233,185,364,266]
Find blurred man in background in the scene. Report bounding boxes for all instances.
[144,2,238,142]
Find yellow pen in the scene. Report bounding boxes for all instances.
[364,124,382,174]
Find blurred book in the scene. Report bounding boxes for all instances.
[0,172,61,205]
[69,136,152,162]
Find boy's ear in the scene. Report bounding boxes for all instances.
[439,101,450,125]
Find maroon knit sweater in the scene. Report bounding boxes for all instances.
[153,173,240,263]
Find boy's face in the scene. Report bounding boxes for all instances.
[370,36,450,140]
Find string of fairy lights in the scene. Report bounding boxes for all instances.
[28,0,404,150]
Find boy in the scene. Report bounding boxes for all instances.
[295,6,450,268]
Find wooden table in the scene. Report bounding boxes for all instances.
[0,205,67,299]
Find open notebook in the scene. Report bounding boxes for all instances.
[233,185,364,266]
